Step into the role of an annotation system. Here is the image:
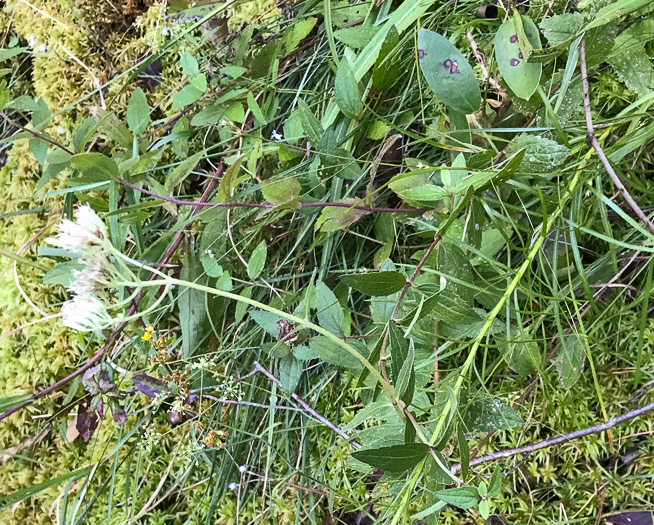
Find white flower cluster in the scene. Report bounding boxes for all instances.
[47,206,115,332]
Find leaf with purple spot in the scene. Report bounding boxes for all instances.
[417,29,481,114]
[132,373,171,398]
[495,15,542,100]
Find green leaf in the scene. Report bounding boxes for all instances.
[234,286,252,324]
[284,17,317,53]
[315,281,344,336]
[250,310,286,337]
[29,138,48,166]
[539,13,583,46]
[0,467,91,511]
[334,59,363,119]
[315,199,369,233]
[351,443,429,473]
[279,354,302,394]
[463,394,523,433]
[434,486,479,509]
[609,44,654,97]
[224,102,245,123]
[389,323,415,405]
[457,423,470,480]
[511,134,570,172]
[43,261,84,286]
[309,335,362,369]
[372,25,400,91]
[297,99,323,144]
[556,333,586,388]
[341,271,406,296]
[165,151,203,193]
[488,465,502,497]
[179,240,208,357]
[479,499,490,519]
[217,158,242,202]
[180,52,199,76]
[191,73,207,93]
[495,15,542,100]
[191,102,224,127]
[478,481,488,497]
[417,29,481,114]
[398,184,447,205]
[71,153,118,181]
[0,47,27,61]
[334,26,381,49]
[127,87,151,135]
[261,177,301,206]
[247,91,265,125]
[583,0,652,31]
[201,255,223,277]
[247,241,267,280]
[0,393,32,413]
[172,84,204,109]
[501,337,541,377]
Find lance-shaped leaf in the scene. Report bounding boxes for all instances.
[417,29,481,114]
[352,443,429,473]
[341,271,406,296]
[132,373,171,398]
[495,15,542,100]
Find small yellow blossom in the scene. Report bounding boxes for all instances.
[142,325,155,341]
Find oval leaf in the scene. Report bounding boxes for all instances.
[352,443,429,473]
[335,60,363,119]
[132,373,170,398]
[417,29,481,114]
[247,241,267,280]
[434,486,479,509]
[341,271,406,296]
[495,15,542,100]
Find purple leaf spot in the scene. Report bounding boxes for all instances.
[510,35,518,43]
[418,49,426,59]
[519,52,523,59]
[443,59,452,69]
[510,58,520,66]
[450,60,460,74]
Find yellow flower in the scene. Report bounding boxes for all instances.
[142,325,155,341]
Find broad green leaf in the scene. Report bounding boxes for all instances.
[583,0,652,31]
[433,486,479,509]
[366,120,390,140]
[371,260,400,324]
[334,26,381,49]
[341,271,406,296]
[609,45,654,97]
[165,151,202,193]
[191,73,207,93]
[495,15,542,100]
[539,13,583,46]
[43,261,84,286]
[261,177,301,206]
[250,310,286,337]
[29,138,48,166]
[172,84,204,109]
[556,333,586,388]
[510,134,570,172]
[315,281,344,336]
[180,52,199,76]
[247,240,267,280]
[334,59,363,119]
[297,99,323,144]
[201,255,223,277]
[71,153,118,180]
[314,199,369,232]
[479,499,490,519]
[224,101,245,123]
[279,354,302,394]
[462,394,523,433]
[372,26,400,91]
[399,184,447,205]
[500,338,541,377]
[351,443,429,473]
[127,87,151,135]
[191,102,224,127]
[284,17,317,53]
[417,29,481,114]
[309,335,361,369]
[478,481,488,497]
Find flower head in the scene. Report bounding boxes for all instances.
[238,464,248,474]
[228,482,239,491]
[68,263,108,296]
[271,130,283,141]
[61,293,113,332]
[56,127,66,135]
[27,36,38,47]
[46,205,108,254]
[161,26,170,36]
[38,44,49,52]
